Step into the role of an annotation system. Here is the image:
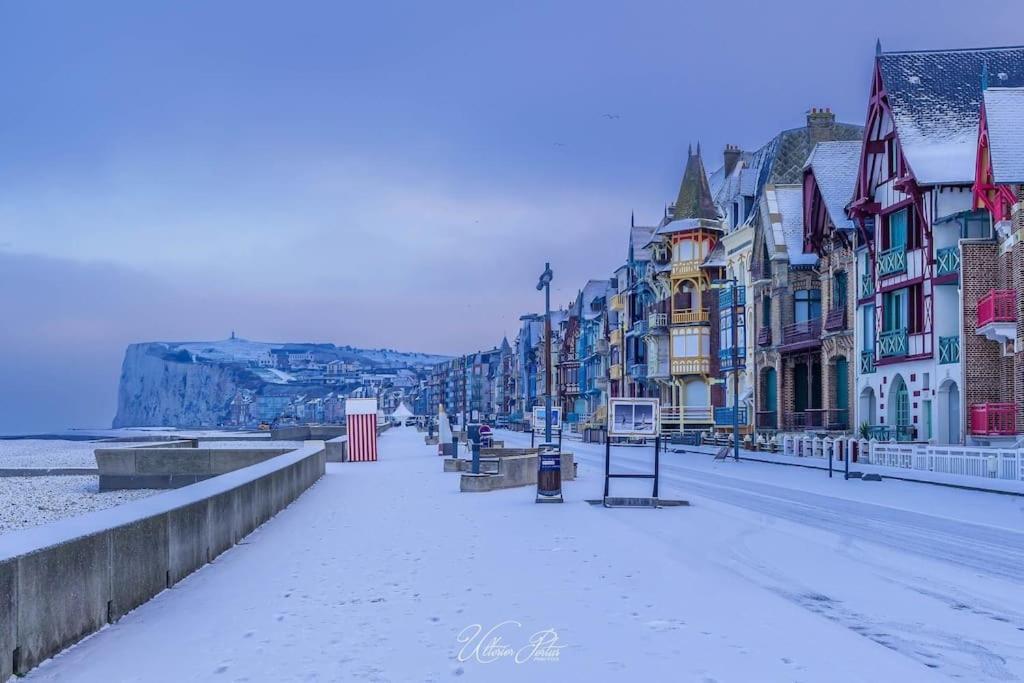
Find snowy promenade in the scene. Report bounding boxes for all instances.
[21,428,1024,682]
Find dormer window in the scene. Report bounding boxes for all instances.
[885,136,899,179]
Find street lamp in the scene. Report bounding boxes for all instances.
[537,263,554,444]
[711,277,742,462]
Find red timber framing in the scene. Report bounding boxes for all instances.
[851,55,935,363]
[802,168,851,257]
[973,103,1016,221]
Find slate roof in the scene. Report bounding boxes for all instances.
[879,45,1024,185]
[672,146,719,220]
[708,114,861,230]
[983,86,1024,183]
[629,224,656,262]
[803,140,862,231]
[761,185,816,266]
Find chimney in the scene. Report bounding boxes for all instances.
[723,144,741,175]
[807,107,836,145]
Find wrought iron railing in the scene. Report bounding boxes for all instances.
[755,410,777,430]
[783,409,825,431]
[938,335,960,364]
[935,246,960,277]
[782,319,821,346]
[630,319,648,336]
[824,307,847,332]
[718,347,744,371]
[878,328,908,357]
[629,363,647,380]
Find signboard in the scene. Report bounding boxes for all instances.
[345,398,379,462]
[608,398,660,437]
[531,407,561,432]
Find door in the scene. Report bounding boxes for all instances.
[835,358,849,428]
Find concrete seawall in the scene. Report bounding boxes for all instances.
[95,446,294,490]
[0,442,326,680]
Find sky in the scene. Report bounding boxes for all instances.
[1,0,1021,432]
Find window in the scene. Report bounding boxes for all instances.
[832,272,847,310]
[794,289,821,323]
[862,305,875,351]
[886,209,907,251]
[883,285,923,333]
[886,137,899,178]
[762,295,772,327]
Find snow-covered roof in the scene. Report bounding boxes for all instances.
[629,224,656,261]
[763,185,816,266]
[803,140,861,231]
[879,46,1024,185]
[983,87,1024,183]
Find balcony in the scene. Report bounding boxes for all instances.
[719,285,746,309]
[970,403,1019,436]
[755,410,778,430]
[878,328,908,358]
[609,365,623,380]
[859,273,874,299]
[609,293,625,311]
[629,363,647,380]
[629,319,648,337]
[671,356,711,375]
[783,409,826,431]
[938,335,960,365]
[672,308,710,325]
[714,406,748,427]
[671,259,703,279]
[823,307,847,332]
[756,326,772,347]
[878,245,907,277]
[718,347,745,372]
[648,312,668,329]
[935,246,960,277]
[826,408,850,431]
[976,289,1017,343]
[780,319,821,351]
[609,329,622,347]
[661,406,714,424]
[647,356,670,379]
[860,350,876,374]
[563,382,580,395]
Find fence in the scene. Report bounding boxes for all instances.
[780,435,1024,483]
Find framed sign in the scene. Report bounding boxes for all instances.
[532,406,561,431]
[608,398,660,437]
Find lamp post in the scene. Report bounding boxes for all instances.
[712,277,742,462]
[537,263,554,443]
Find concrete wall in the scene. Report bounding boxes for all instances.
[0,442,326,680]
[457,451,575,492]
[325,436,348,463]
[95,447,294,490]
[270,425,346,441]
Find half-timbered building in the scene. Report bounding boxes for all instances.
[849,44,1024,443]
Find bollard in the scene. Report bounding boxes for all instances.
[452,436,459,459]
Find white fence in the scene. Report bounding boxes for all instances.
[780,436,1024,483]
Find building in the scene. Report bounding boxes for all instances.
[645,145,724,432]
[849,44,1024,443]
[801,140,863,434]
[968,82,1024,440]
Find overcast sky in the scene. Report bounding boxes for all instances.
[1,0,1020,432]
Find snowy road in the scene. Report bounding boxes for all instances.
[499,430,1024,680]
[19,428,1024,682]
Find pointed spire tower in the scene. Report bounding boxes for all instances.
[673,144,719,221]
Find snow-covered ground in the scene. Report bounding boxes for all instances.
[0,476,158,533]
[0,439,146,469]
[20,427,1024,682]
